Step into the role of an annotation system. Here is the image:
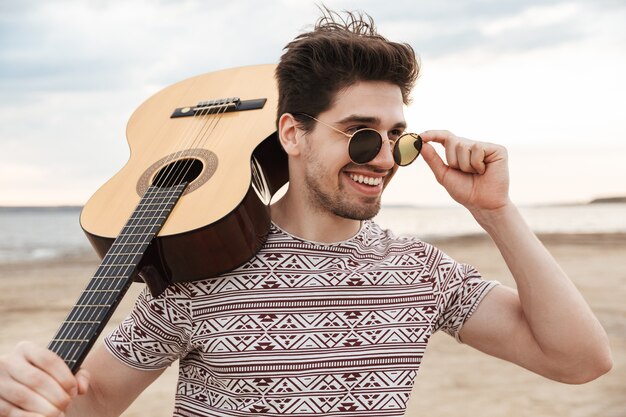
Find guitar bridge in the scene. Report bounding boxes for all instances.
[171,97,266,118]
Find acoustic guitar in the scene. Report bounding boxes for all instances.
[47,64,288,373]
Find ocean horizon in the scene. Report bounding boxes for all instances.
[0,202,625,265]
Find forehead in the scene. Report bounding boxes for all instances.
[324,81,405,125]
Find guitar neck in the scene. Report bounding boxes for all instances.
[48,183,187,372]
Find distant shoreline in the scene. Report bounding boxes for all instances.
[589,196,626,204]
[1,196,625,210]
[1,231,624,269]
[0,205,82,211]
[429,231,626,245]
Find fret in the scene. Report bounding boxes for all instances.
[51,338,90,343]
[97,253,143,266]
[94,264,136,279]
[122,222,160,229]
[136,195,180,204]
[92,263,136,268]
[144,184,185,193]
[130,207,169,214]
[134,202,174,211]
[134,202,178,210]
[112,233,155,239]
[120,224,161,235]
[143,186,184,195]
[57,321,97,332]
[126,214,167,223]
[115,229,151,238]
[101,252,144,259]
[95,261,137,271]
[135,201,175,209]
[63,320,100,324]
[49,341,89,361]
[111,235,153,243]
[91,273,134,282]
[107,240,151,255]
[77,291,121,307]
[65,306,111,323]
[85,276,127,290]
[74,304,112,308]
[104,251,146,256]
[50,323,98,352]
[109,241,151,251]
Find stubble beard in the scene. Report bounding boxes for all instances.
[303,162,382,221]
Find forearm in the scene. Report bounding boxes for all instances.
[67,344,162,417]
[471,201,611,364]
[65,392,112,417]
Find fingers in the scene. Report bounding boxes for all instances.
[0,397,43,417]
[0,341,83,416]
[469,143,486,174]
[419,142,448,185]
[17,342,78,402]
[0,375,61,416]
[75,370,90,396]
[420,130,493,174]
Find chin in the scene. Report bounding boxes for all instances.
[332,200,381,221]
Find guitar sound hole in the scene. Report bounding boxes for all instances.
[152,158,204,188]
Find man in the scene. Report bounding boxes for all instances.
[0,9,612,417]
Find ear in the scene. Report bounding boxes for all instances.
[278,113,303,157]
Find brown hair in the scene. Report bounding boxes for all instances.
[275,7,420,131]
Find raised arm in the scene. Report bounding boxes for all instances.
[419,130,612,383]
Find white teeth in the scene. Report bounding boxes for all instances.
[349,173,382,186]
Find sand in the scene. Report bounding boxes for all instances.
[0,233,624,417]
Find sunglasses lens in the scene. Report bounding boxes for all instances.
[348,129,382,164]
[393,134,422,166]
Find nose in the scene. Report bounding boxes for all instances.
[368,137,396,169]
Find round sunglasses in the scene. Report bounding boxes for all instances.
[294,113,422,166]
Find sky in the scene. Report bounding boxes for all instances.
[1,0,625,207]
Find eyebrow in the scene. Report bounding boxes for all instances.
[336,114,407,131]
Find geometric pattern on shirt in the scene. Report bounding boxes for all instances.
[105,220,498,417]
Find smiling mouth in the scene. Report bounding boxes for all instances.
[348,173,383,186]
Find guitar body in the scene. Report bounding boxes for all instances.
[80,64,288,294]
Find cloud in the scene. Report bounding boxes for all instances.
[375,0,626,58]
[2,0,624,94]
[1,0,625,205]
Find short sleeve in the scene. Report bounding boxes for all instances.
[430,247,499,342]
[104,283,194,370]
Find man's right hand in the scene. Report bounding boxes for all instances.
[0,341,90,417]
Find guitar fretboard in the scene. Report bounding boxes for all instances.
[48,183,187,372]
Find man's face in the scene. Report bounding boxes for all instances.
[299,80,406,220]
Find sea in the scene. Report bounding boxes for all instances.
[0,203,625,265]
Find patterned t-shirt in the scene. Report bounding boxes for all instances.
[105,220,498,417]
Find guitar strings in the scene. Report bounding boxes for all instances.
[71,73,245,365]
[48,77,211,361]
[50,85,216,364]
[54,103,224,366]
[55,77,238,367]
[56,99,227,365]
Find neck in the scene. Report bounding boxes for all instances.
[271,191,362,243]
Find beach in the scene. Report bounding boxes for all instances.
[0,232,624,417]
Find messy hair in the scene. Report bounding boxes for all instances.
[276,7,420,130]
